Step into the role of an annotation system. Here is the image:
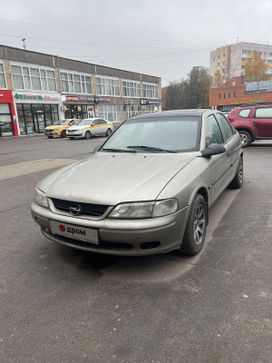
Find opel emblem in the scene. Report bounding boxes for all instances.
[69,204,81,216]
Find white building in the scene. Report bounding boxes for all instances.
[210,42,272,83]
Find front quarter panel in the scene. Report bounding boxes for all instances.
[157,156,210,209]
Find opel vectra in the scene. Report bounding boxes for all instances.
[31,110,243,256]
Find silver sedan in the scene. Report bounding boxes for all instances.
[31,110,243,256]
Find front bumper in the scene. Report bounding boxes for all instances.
[45,129,60,137]
[31,202,190,256]
[66,132,84,138]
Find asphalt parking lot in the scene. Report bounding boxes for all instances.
[0,136,272,363]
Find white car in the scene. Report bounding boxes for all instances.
[66,118,113,139]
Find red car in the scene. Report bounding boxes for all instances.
[228,104,272,147]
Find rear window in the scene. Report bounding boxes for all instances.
[238,109,251,118]
[255,107,272,118]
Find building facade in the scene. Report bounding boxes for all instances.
[209,76,272,111]
[210,42,272,85]
[0,45,161,137]
[209,42,272,110]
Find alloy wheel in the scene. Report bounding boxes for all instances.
[193,204,206,246]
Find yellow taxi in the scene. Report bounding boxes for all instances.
[44,119,77,138]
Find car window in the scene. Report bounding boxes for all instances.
[215,113,234,142]
[98,119,107,125]
[255,107,272,118]
[102,116,201,152]
[239,109,251,118]
[206,115,224,146]
[79,119,92,125]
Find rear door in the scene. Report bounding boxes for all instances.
[252,107,272,137]
[205,115,231,204]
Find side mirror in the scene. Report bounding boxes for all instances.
[201,143,226,158]
[91,144,101,153]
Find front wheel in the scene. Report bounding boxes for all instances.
[85,131,91,139]
[179,194,208,256]
[106,128,112,137]
[239,130,252,147]
[229,157,243,189]
[60,130,66,138]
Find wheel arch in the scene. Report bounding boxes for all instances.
[188,186,209,224]
[236,128,254,141]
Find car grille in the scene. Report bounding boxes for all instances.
[51,198,109,217]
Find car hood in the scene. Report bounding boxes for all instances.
[40,152,196,205]
[68,125,88,130]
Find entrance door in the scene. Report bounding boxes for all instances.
[0,104,13,137]
[33,112,45,133]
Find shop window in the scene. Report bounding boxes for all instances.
[96,105,122,122]
[0,104,13,137]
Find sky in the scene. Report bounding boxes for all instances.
[1,0,272,86]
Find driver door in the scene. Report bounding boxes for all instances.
[205,115,231,204]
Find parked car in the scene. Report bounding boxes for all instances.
[31,110,243,257]
[44,119,76,138]
[228,104,272,147]
[66,118,113,139]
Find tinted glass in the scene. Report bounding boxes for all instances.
[255,107,272,118]
[216,113,234,141]
[239,109,251,117]
[206,115,224,146]
[102,116,201,152]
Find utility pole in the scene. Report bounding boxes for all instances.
[22,38,26,50]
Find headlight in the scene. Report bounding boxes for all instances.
[109,199,178,219]
[33,188,49,208]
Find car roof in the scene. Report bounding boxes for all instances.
[130,109,214,120]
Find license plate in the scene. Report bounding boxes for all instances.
[50,221,98,244]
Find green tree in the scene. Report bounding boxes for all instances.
[162,67,211,110]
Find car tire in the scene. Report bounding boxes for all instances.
[180,194,208,256]
[60,130,66,138]
[106,128,112,137]
[47,136,53,139]
[239,130,252,147]
[69,137,74,140]
[85,131,91,139]
[229,156,243,189]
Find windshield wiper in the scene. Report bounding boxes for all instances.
[101,148,136,153]
[127,145,178,153]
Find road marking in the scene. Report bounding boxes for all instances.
[0,159,76,181]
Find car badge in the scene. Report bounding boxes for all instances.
[69,204,82,216]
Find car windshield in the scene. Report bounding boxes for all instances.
[101,116,201,153]
[78,119,92,125]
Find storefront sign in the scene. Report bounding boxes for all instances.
[64,95,100,104]
[140,98,160,105]
[14,92,62,103]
